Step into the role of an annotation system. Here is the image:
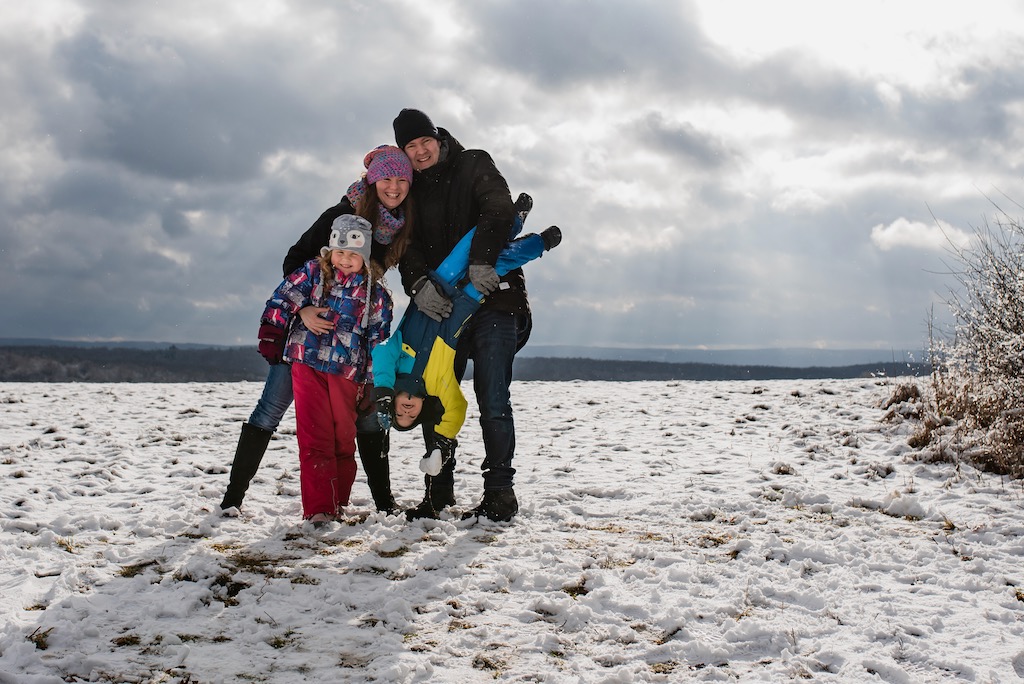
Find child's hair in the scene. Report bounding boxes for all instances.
[356,182,415,270]
[317,250,388,329]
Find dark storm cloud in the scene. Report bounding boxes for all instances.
[463,0,714,88]
[633,112,735,169]
[45,162,151,222]
[51,31,311,182]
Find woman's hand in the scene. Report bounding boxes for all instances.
[299,306,335,335]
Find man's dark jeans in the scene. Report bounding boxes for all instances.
[455,307,531,490]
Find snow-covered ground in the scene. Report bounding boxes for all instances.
[1,378,1023,683]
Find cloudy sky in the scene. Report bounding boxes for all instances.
[5,0,1024,354]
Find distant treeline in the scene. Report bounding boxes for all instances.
[511,356,930,381]
[0,346,930,383]
[0,346,268,383]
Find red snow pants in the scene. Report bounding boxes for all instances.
[291,363,359,518]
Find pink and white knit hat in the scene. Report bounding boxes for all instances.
[364,145,413,185]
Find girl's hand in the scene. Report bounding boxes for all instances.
[299,306,335,335]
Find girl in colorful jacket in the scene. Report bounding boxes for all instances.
[259,214,393,526]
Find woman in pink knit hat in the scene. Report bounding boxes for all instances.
[220,144,415,519]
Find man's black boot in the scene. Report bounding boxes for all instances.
[220,422,274,510]
[462,488,519,523]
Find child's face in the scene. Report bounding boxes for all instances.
[375,177,410,210]
[331,249,364,275]
[394,391,424,428]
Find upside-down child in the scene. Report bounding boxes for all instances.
[369,220,562,520]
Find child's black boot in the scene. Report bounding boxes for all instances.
[357,430,397,514]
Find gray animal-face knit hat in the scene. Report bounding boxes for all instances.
[321,214,373,262]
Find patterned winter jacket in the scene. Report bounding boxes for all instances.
[261,259,392,383]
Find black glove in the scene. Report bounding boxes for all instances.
[541,226,562,251]
[468,264,500,296]
[420,434,457,476]
[412,277,453,321]
[432,434,457,464]
[374,388,394,431]
[257,323,286,365]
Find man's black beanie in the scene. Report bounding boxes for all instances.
[393,108,439,149]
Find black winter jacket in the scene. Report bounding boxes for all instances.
[282,197,391,277]
[399,129,529,315]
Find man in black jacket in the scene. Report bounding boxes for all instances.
[394,108,528,523]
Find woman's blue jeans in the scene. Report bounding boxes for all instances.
[247,362,294,432]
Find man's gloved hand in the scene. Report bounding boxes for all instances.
[374,388,394,431]
[413,277,453,321]
[468,264,500,296]
[257,324,286,365]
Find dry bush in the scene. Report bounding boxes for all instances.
[928,201,1024,478]
[882,381,955,459]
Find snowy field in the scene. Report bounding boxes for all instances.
[1,378,1023,683]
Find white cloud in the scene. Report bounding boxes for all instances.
[870,217,972,252]
[771,187,828,213]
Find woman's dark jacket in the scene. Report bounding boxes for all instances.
[283,198,391,276]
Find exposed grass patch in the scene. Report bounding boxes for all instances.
[118,559,159,578]
[27,627,53,650]
[338,653,372,668]
[55,536,79,553]
[448,619,473,631]
[268,629,297,649]
[112,634,141,647]
[697,533,732,548]
[655,627,682,645]
[211,573,251,605]
[210,542,241,553]
[562,579,589,599]
[597,555,636,569]
[472,653,507,677]
[226,551,286,574]
[290,574,320,585]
